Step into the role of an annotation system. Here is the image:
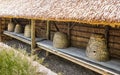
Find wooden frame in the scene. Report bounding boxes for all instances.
[45,20,50,56]
[46,20,50,40]
[2,18,120,75]
[31,19,36,50]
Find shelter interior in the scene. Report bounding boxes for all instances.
[0,18,120,75]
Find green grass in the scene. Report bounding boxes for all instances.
[0,48,39,75]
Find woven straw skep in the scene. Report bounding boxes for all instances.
[53,32,69,49]
[8,22,15,32]
[14,24,22,33]
[86,34,110,62]
[24,24,31,38]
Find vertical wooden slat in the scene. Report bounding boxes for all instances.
[46,20,50,40]
[46,20,50,56]
[31,19,36,50]
[105,26,110,49]
[68,22,71,46]
[104,25,111,59]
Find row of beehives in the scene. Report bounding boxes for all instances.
[7,22,110,62]
[54,32,110,62]
[7,23,31,38]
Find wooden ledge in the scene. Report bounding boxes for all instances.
[3,31,45,45]
[37,40,120,75]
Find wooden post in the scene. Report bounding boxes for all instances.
[31,19,36,51]
[105,26,110,50]
[68,22,71,46]
[46,20,50,40]
[46,20,50,56]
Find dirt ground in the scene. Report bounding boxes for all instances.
[4,39,100,75]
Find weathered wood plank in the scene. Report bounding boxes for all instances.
[46,20,50,40]
[3,31,44,44]
[31,19,36,50]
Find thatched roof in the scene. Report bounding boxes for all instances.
[0,0,120,26]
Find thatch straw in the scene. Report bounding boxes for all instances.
[0,0,120,26]
[7,22,15,32]
[86,34,110,62]
[53,32,69,49]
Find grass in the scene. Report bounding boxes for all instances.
[0,48,40,75]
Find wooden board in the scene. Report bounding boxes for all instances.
[4,31,45,45]
[31,20,36,50]
[37,40,120,75]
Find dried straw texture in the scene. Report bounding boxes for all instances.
[24,25,31,38]
[0,0,120,26]
[53,32,69,49]
[14,24,22,33]
[86,34,110,62]
[7,23,15,32]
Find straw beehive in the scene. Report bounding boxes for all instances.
[8,23,15,32]
[53,32,69,49]
[24,24,31,38]
[86,34,110,62]
[14,24,22,33]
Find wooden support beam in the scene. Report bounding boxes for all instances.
[46,20,50,40]
[68,22,71,46]
[105,26,110,49]
[104,25,111,60]
[53,21,59,31]
[31,19,36,51]
[46,20,50,56]
[70,22,76,29]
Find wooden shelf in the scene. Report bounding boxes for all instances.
[4,31,45,45]
[37,40,120,75]
[3,30,120,74]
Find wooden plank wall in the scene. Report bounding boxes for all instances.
[35,20,47,38]
[109,28,120,59]
[0,18,11,41]
[2,18,120,59]
[35,20,120,59]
